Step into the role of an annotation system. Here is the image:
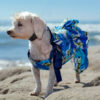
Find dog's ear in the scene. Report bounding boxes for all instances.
[32,16,46,40]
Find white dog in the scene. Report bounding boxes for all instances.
[7,12,88,98]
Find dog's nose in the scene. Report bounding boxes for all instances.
[7,30,12,35]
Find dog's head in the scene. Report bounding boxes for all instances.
[7,12,46,40]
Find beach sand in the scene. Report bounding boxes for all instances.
[0,46,100,100]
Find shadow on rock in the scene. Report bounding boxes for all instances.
[83,76,100,87]
[53,85,70,93]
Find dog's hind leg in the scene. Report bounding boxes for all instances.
[30,66,41,96]
[75,71,80,83]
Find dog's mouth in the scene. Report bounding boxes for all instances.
[11,36,16,38]
[8,34,17,38]
[7,30,17,38]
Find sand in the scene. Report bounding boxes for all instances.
[0,46,100,100]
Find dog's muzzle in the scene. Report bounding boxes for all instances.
[7,30,13,35]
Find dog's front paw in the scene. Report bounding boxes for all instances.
[30,87,41,96]
[30,91,40,96]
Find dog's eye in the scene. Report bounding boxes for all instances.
[18,22,23,27]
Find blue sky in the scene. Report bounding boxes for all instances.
[0,0,100,21]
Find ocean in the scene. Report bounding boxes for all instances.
[0,20,100,70]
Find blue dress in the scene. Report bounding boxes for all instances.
[28,19,88,82]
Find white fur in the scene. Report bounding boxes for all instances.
[7,12,80,98]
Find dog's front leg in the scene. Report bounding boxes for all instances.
[31,66,41,96]
[45,64,55,98]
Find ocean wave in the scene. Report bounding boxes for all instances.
[47,23,59,29]
[0,23,100,33]
[78,24,100,33]
[90,35,100,41]
[47,23,100,33]
[0,26,10,32]
[0,60,31,70]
